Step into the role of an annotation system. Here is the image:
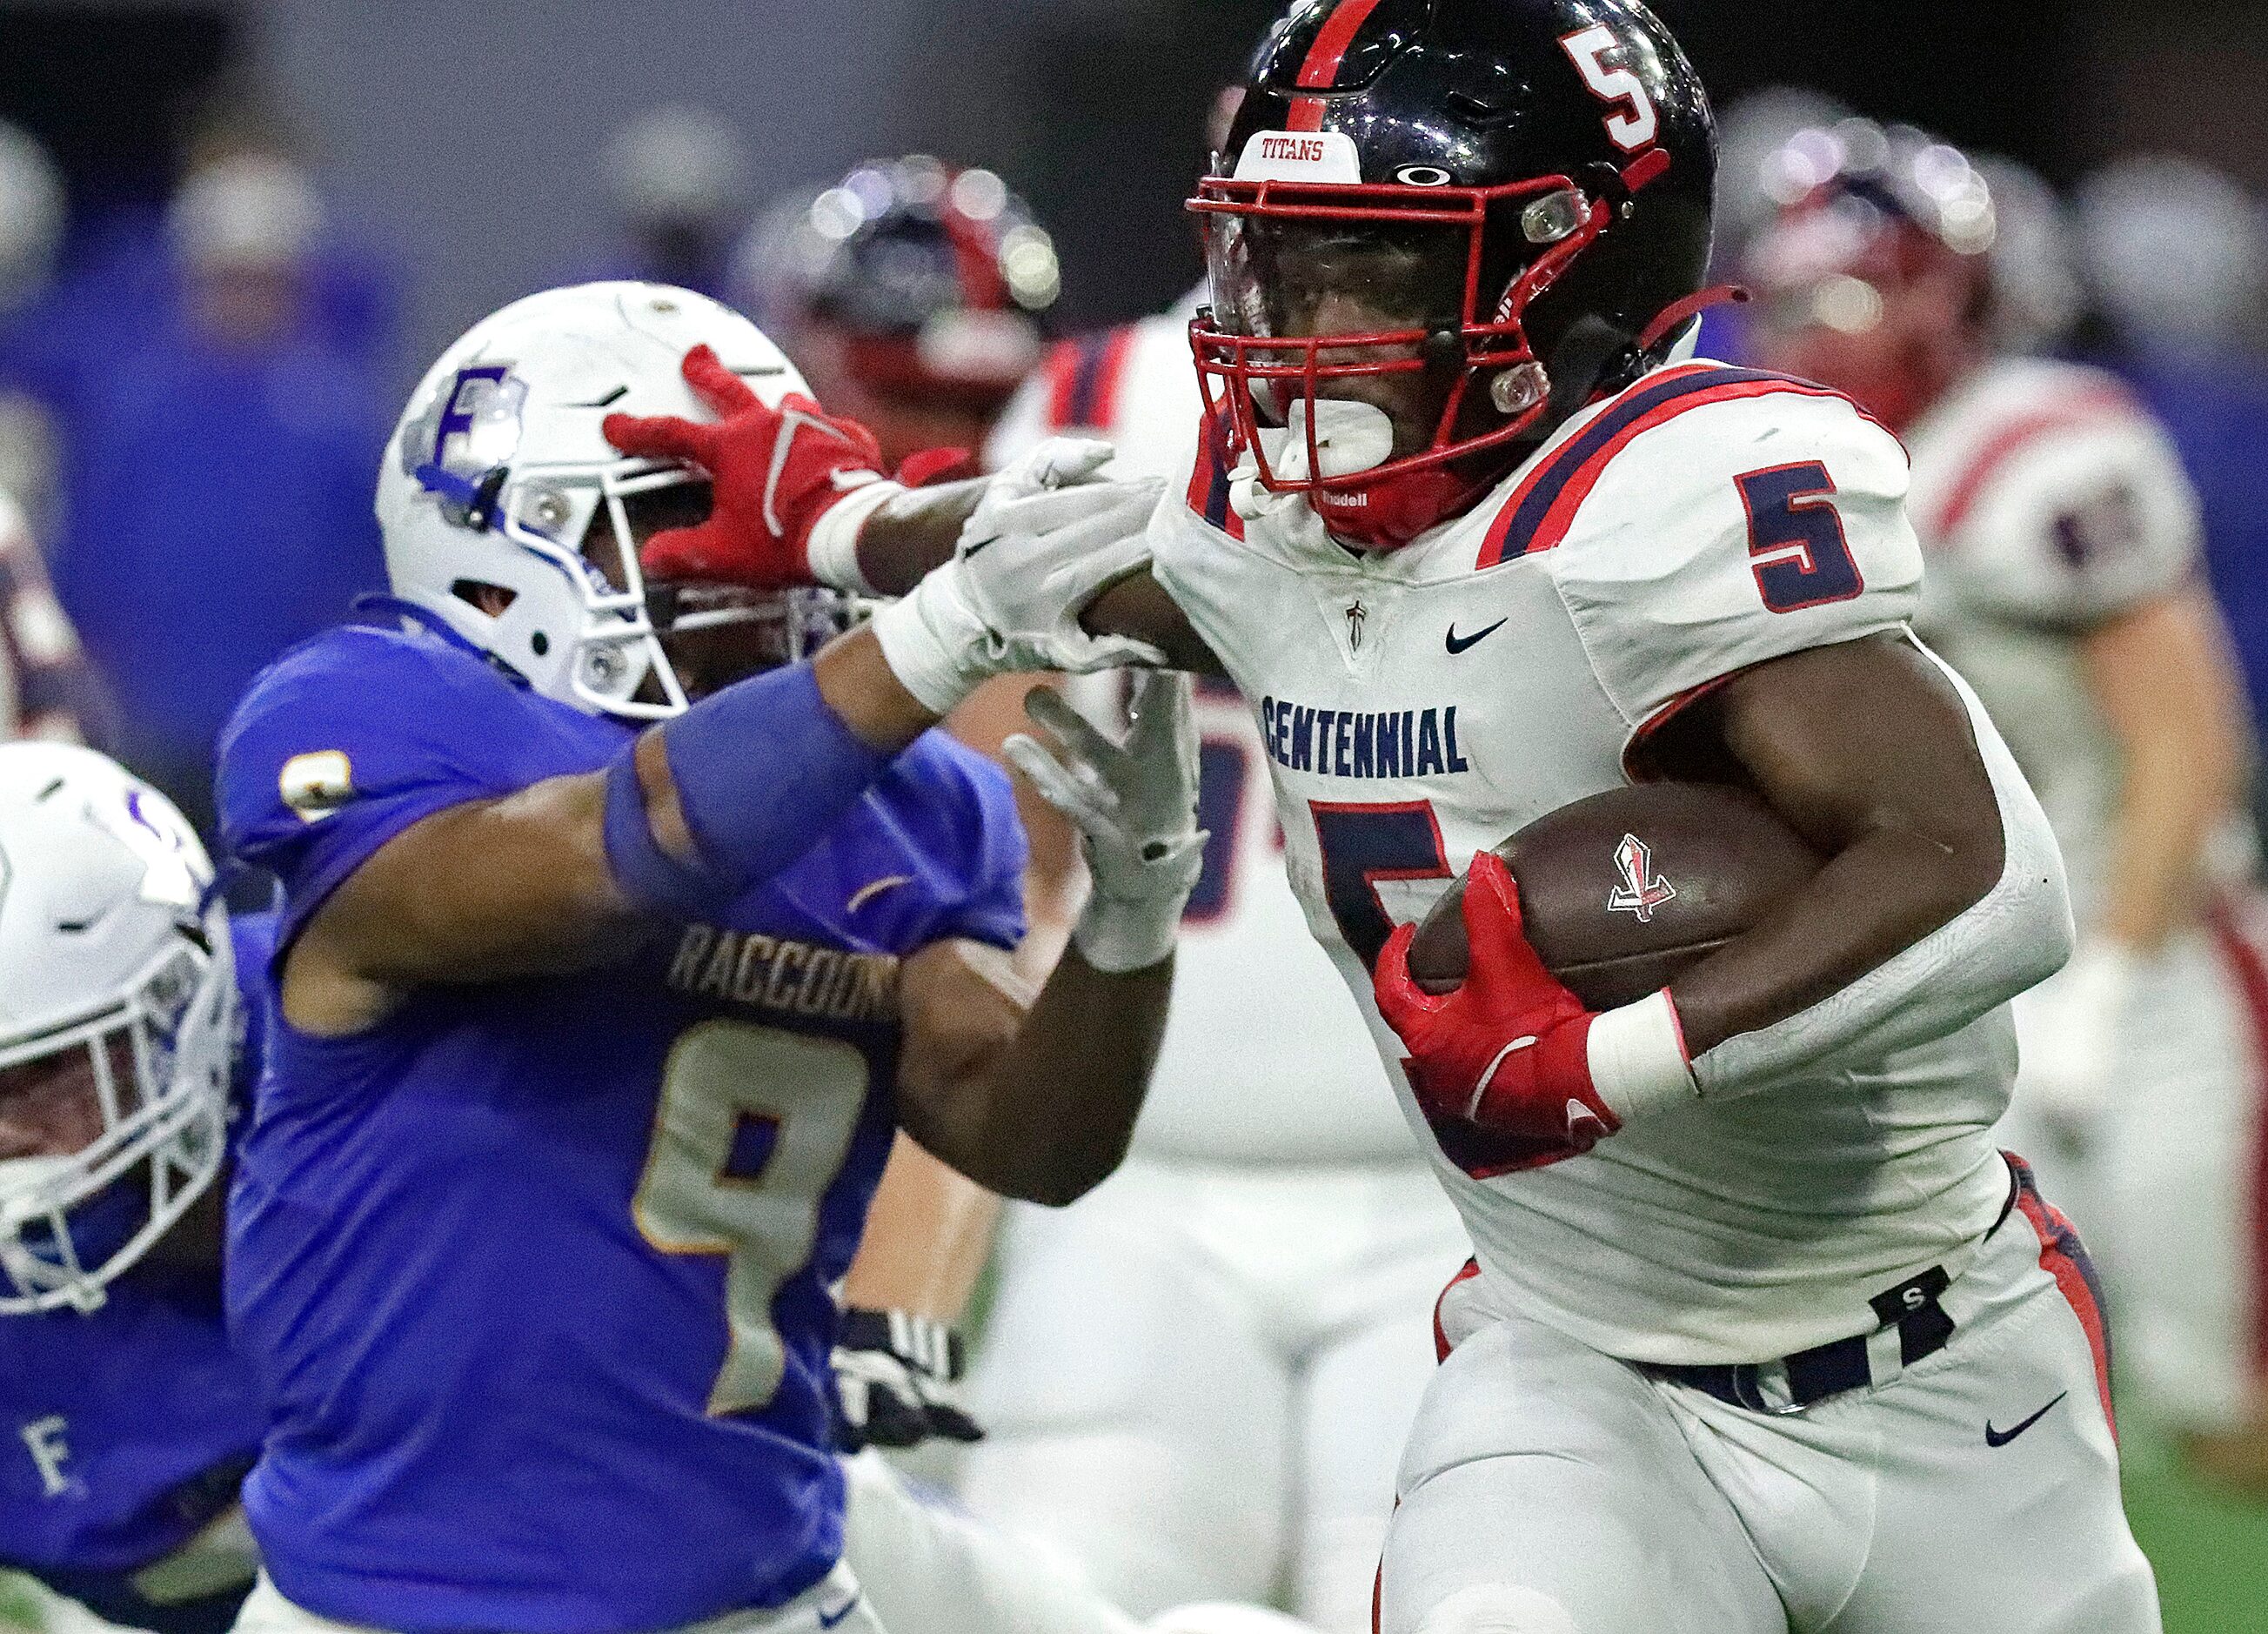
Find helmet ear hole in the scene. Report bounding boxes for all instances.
[450,580,518,618]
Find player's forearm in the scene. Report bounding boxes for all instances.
[1084,570,1228,677]
[608,646,935,922]
[2084,590,2250,950]
[840,1137,1002,1322]
[900,948,1171,1207]
[1668,638,2072,1094]
[853,480,988,596]
[1670,825,2006,1056]
[2097,730,2238,949]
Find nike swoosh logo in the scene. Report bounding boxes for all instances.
[1985,1391,2068,1447]
[1445,619,1508,656]
[1565,1099,1608,1139]
[960,534,1001,559]
[846,875,913,914]
[818,1596,862,1630]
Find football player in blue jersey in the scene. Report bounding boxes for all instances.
[0,743,268,1634]
[211,281,1199,1634]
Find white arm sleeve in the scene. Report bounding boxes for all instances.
[1691,645,2075,1100]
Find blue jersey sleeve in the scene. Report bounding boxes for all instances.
[229,911,280,1102]
[892,735,1028,953]
[215,628,576,951]
[943,749,1028,951]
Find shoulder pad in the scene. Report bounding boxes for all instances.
[1476,365,1888,568]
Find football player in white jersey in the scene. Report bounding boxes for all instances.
[964,299,1470,1630]
[600,3,2162,1625]
[1741,123,2268,1495]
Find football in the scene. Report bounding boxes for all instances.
[1406,783,1823,1008]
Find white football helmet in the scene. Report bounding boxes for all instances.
[0,744,233,1315]
[378,280,841,721]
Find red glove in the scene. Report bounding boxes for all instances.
[1375,853,1623,1163]
[602,345,890,589]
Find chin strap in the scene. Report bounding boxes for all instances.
[1636,285,1750,356]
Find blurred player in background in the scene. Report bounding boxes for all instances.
[0,487,106,750]
[0,118,66,532]
[212,281,1199,1634]
[42,151,386,829]
[0,745,264,1634]
[579,107,754,302]
[2074,155,2268,803]
[1743,120,2268,1496]
[740,157,1060,478]
[960,94,1467,1634]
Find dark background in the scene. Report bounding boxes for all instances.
[2,0,2259,377]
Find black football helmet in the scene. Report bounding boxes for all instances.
[1190,0,1717,548]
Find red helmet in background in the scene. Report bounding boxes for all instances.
[742,157,1060,467]
[1741,120,2003,432]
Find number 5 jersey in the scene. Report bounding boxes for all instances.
[214,623,1026,1634]
[1147,358,2040,1367]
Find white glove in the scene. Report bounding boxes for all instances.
[2012,939,2138,1148]
[873,439,1167,716]
[1003,673,1206,974]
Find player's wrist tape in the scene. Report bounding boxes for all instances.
[602,664,893,917]
[870,566,998,717]
[839,1307,965,1380]
[1072,893,1181,974]
[1072,836,1203,974]
[1586,989,1698,1123]
[804,478,903,595]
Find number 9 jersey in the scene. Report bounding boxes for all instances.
[214,623,1026,1634]
[1151,358,2034,1366]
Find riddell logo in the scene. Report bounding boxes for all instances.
[1258,136,1329,164]
[1320,491,1370,508]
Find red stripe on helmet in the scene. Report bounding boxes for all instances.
[939,187,1010,311]
[1280,0,1386,131]
[1297,0,1387,88]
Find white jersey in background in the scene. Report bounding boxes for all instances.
[1910,355,2267,1435]
[1147,358,2154,1632]
[963,306,1468,1633]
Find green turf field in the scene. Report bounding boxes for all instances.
[2122,1426,2268,1632]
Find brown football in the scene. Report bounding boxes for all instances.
[1408,783,1823,1009]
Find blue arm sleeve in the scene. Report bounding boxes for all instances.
[603,663,896,919]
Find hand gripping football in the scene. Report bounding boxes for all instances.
[1408,784,1822,1008]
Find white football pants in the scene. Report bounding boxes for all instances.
[1382,1169,2159,1634]
[960,1156,1471,1632]
[1999,910,2267,1434]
